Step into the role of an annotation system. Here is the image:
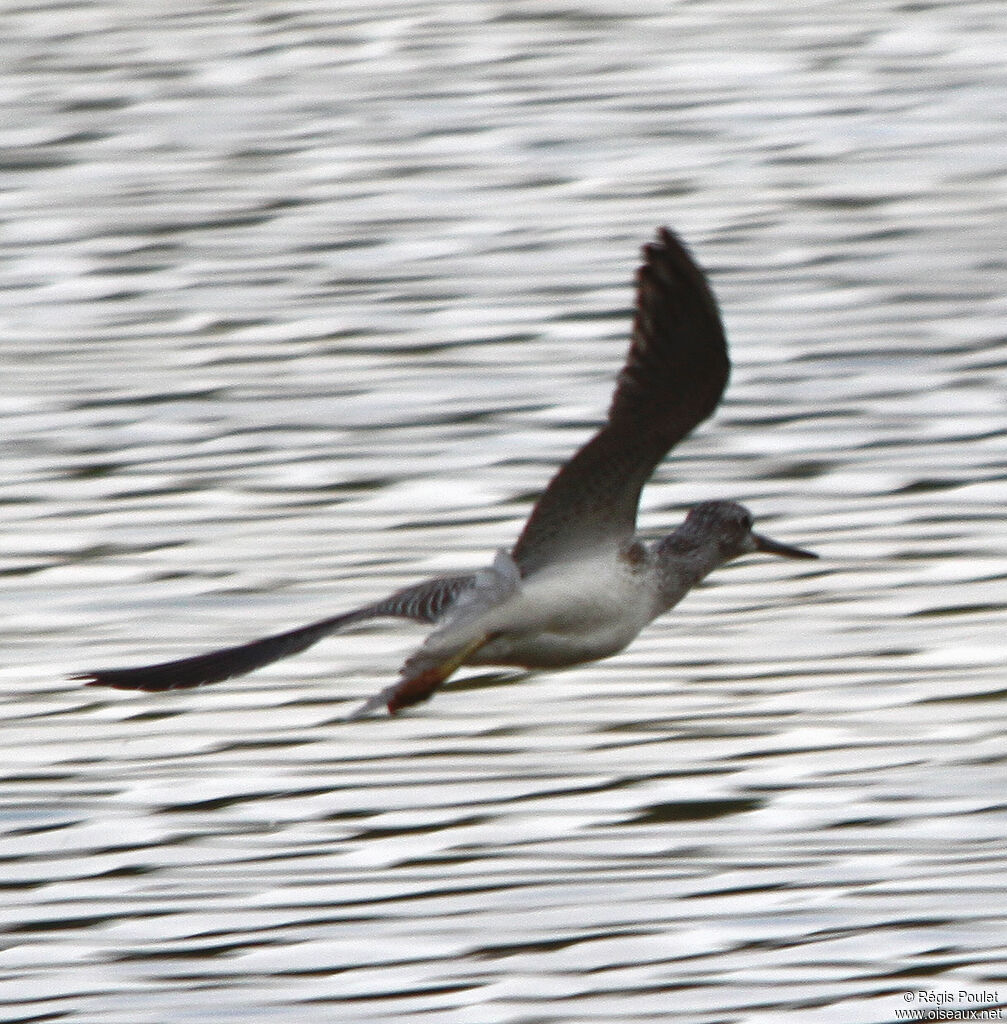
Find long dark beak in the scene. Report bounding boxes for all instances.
[752,532,817,560]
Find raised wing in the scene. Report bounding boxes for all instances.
[510,228,730,576]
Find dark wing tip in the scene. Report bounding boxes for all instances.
[74,673,162,691]
[609,226,730,433]
[68,634,308,692]
[68,658,230,691]
[67,603,393,694]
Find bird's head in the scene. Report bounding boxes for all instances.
[673,500,817,565]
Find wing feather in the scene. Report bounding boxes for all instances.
[511,228,729,575]
[72,573,475,691]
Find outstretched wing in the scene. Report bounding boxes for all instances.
[72,573,475,692]
[510,227,729,576]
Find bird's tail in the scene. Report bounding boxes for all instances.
[347,548,519,717]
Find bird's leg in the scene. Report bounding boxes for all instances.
[347,632,492,719]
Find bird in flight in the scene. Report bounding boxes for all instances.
[74,228,816,717]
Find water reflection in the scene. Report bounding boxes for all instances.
[2,1,1006,1022]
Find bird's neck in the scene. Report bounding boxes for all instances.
[653,527,727,612]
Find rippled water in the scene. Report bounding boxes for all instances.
[2,2,1006,1022]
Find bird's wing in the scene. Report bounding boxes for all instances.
[510,227,730,576]
[72,572,475,692]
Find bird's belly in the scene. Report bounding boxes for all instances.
[470,625,638,669]
[466,560,657,669]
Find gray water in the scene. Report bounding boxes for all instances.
[2,2,1006,1022]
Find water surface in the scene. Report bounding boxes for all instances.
[1,2,1006,1022]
